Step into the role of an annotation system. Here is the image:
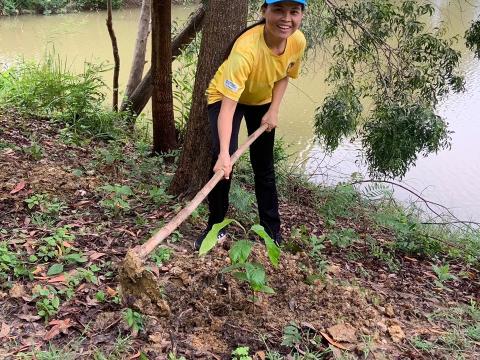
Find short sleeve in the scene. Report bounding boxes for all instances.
[287,33,306,79]
[216,49,253,102]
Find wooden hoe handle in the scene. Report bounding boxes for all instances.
[135,123,268,259]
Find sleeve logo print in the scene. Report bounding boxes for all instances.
[224,79,239,92]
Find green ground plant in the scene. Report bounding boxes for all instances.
[34,226,86,266]
[327,228,358,248]
[123,308,143,334]
[32,285,61,321]
[25,193,66,226]
[23,140,44,160]
[0,241,30,282]
[0,53,125,140]
[150,246,172,267]
[100,184,134,217]
[231,346,252,360]
[432,264,457,287]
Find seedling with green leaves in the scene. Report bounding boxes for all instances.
[199,220,280,301]
[149,186,173,205]
[150,246,172,266]
[0,241,30,281]
[432,264,457,287]
[25,193,66,225]
[100,184,134,216]
[35,226,86,265]
[32,285,61,321]
[327,228,358,248]
[23,140,43,160]
[123,308,143,334]
[231,346,252,360]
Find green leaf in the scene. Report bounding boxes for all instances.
[251,224,280,267]
[62,253,87,264]
[232,271,249,282]
[220,262,245,273]
[51,296,60,309]
[255,284,275,294]
[47,263,64,276]
[245,263,266,287]
[229,240,253,264]
[198,219,234,256]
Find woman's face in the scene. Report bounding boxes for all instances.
[262,2,304,41]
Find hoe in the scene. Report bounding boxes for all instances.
[118,124,268,316]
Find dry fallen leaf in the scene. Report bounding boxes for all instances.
[320,331,352,351]
[44,318,73,341]
[327,323,357,343]
[10,180,26,194]
[254,351,266,360]
[17,314,41,322]
[9,283,26,299]
[0,323,10,338]
[89,251,106,261]
[106,286,117,297]
[48,274,66,284]
[388,324,405,343]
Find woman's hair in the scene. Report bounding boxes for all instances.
[222,18,266,61]
[222,2,305,61]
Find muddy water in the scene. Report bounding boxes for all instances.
[1,1,479,220]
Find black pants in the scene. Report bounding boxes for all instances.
[207,101,280,238]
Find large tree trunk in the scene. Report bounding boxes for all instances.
[106,0,120,112]
[122,4,206,115]
[121,0,151,111]
[151,0,177,153]
[169,0,248,196]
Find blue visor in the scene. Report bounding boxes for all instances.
[265,0,307,5]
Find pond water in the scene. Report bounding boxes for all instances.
[1,1,479,221]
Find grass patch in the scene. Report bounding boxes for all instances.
[0,51,126,141]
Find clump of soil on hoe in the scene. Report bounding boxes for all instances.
[1,110,479,359]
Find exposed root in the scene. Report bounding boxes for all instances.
[118,249,171,317]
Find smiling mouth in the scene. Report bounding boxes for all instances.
[277,25,291,31]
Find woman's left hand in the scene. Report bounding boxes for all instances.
[261,109,279,132]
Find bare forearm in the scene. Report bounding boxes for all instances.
[217,97,237,156]
[269,76,289,112]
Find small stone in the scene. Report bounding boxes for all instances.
[376,321,388,333]
[388,324,405,343]
[385,304,395,317]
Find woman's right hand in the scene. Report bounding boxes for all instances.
[214,153,232,180]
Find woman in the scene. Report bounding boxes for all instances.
[195,0,307,250]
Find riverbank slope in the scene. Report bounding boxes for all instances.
[1,110,479,359]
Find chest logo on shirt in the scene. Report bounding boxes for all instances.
[288,62,295,71]
[224,79,239,92]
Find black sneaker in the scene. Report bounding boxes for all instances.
[194,228,227,251]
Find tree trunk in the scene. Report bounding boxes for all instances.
[121,0,151,111]
[169,0,248,196]
[151,0,177,153]
[121,4,206,115]
[106,0,120,112]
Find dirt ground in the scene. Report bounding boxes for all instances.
[1,110,479,359]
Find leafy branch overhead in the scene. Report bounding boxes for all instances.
[312,0,464,178]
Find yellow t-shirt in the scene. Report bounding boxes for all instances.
[206,24,306,106]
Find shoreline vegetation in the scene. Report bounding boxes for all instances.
[0,0,196,16]
[1,51,479,358]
